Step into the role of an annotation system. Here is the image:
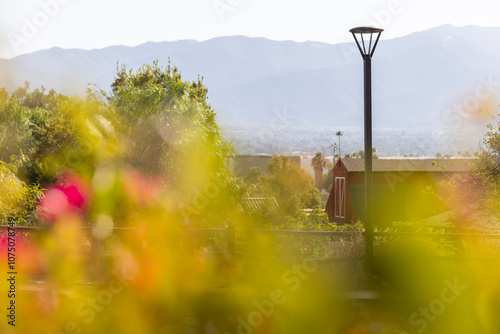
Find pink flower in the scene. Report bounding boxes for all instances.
[39,172,91,222]
[122,169,165,205]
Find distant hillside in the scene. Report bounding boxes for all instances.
[0,25,498,156]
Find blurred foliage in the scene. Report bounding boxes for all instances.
[0,63,499,334]
[439,118,500,231]
[0,161,42,225]
[259,155,321,215]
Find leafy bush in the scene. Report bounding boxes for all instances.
[0,162,41,225]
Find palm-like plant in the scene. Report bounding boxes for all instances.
[329,142,339,164]
[311,151,328,189]
[336,131,343,157]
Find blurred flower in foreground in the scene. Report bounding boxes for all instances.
[122,168,166,206]
[38,171,91,222]
[0,231,43,276]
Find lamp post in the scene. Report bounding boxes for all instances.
[349,26,383,271]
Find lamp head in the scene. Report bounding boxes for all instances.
[349,26,383,59]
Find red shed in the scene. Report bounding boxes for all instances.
[325,158,473,226]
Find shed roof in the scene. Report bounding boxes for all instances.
[340,158,474,172]
[243,197,279,212]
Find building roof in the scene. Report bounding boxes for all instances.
[339,158,474,172]
[243,197,279,212]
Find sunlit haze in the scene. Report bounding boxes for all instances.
[1,0,500,58]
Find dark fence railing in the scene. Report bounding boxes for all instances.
[2,225,500,258]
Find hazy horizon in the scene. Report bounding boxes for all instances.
[2,0,500,59]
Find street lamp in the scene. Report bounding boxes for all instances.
[349,26,383,271]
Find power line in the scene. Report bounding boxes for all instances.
[222,129,483,138]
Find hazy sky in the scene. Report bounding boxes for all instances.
[1,0,499,59]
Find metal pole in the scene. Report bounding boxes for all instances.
[363,54,373,269]
[227,220,235,254]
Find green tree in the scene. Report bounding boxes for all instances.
[245,166,262,185]
[322,160,334,192]
[0,84,96,186]
[109,61,246,225]
[465,123,500,220]
[0,161,42,225]
[311,151,327,189]
[440,121,500,229]
[109,61,223,175]
[262,155,320,215]
[0,61,246,226]
[244,166,264,195]
[358,148,379,159]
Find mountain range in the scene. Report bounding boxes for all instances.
[1,25,499,155]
